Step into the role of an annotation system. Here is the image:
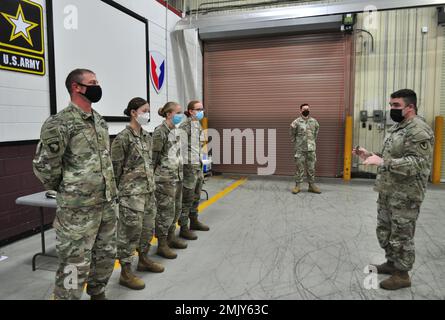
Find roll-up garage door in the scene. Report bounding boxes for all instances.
[204,33,352,177]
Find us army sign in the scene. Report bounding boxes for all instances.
[0,0,45,75]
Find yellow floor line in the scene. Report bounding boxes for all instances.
[113,177,248,270]
[197,177,248,212]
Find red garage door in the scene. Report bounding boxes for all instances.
[204,32,353,177]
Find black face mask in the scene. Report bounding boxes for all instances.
[390,108,405,123]
[302,110,310,117]
[77,83,102,103]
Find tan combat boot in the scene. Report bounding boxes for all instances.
[190,215,210,231]
[380,270,411,290]
[372,261,396,275]
[137,247,165,273]
[308,183,321,194]
[292,184,301,194]
[156,236,177,259]
[168,230,188,249]
[119,263,145,290]
[179,225,198,240]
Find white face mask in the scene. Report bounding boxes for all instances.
[136,112,150,126]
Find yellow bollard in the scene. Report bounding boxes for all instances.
[201,117,208,131]
[343,116,353,181]
[432,116,444,184]
[201,117,209,153]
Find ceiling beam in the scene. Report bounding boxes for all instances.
[176,0,445,30]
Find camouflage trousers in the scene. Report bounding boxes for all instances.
[294,151,316,184]
[155,180,183,237]
[53,201,117,300]
[179,166,204,227]
[117,192,156,264]
[377,193,420,271]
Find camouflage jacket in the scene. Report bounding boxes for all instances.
[33,102,117,208]
[290,117,320,152]
[374,116,434,202]
[152,121,183,182]
[111,126,155,198]
[179,117,203,170]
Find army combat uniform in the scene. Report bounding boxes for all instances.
[290,117,320,185]
[152,121,184,253]
[178,117,207,232]
[111,126,156,264]
[374,115,434,272]
[33,102,117,300]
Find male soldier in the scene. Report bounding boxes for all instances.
[33,69,117,300]
[354,89,434,290]
[290,103,321,194]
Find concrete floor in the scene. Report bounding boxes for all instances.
[1,175,445,300]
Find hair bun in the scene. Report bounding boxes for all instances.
[123,108,129,116]
[158,107,165,117]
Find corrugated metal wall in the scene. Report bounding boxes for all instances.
[353,7,443,174]
[441,25,445,182]
[204,33,352,176]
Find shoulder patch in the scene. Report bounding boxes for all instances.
[48,142,60,154]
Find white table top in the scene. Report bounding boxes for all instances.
[15,191,57,209]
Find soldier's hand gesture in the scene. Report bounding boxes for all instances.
[352,146,372,160]
[363,154,384,166]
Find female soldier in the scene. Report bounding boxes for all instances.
[153,102,187,259]
[178,101,210,241]
[112,97,164,291]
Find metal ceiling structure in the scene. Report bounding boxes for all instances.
[176,0,445,32]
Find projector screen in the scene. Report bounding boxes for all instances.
[50,0,149,121]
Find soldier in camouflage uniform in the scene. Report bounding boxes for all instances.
[290,103,321,194]
[354,89,434,290]
[111,98,164,291]
[178,101,210,241]
[33,69,117,300]
[152,102,187,259]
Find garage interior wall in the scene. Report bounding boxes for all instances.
[204,32,353,177]
[191,2,445,180]
[352,7,444,174]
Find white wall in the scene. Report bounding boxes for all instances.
[112,0,203,133]
[0,0,203,141]
[0,0,50,142]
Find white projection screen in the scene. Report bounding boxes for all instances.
[50,0,149,121]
